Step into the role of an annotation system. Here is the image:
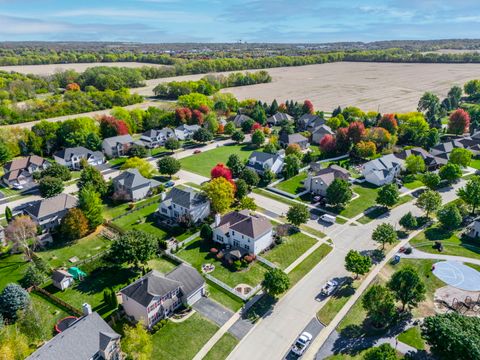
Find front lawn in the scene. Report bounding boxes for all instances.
[397,326,425,350]
[287,243,332,286]
[263,232,317,269]
[103,195,161,220]
[356,195,413,224]
[151,312,219,360]
[317,280,359,325]
[252,188,299,207]
[206,280,244,312]
[410,225,480,260]
[108,157,127,167]
[403,177,424,190]
[180,143,257,177]
[111,202,168,238]
[0,253,29,291]
[337,183,380,218]
[177,238,269,287]
[203,333,239,360]
[470,158,480,170]
[274,172,307,195]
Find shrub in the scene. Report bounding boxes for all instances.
[210,248,218,254]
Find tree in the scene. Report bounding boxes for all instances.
[416,189,442,217]
[0,141,12,165]
[99,115,129,138]
[78,185,104,230]
[241,118,255,133]
[405,154,425,174]
[447,85,463,109]
[372,223,398,250]
[122,322,153,360]
[362,284,396,328]
[283,154,301,179]
[449,148,473,167]
[78,165,108,196]
[251,103,267,125]
[418,92,441,127]
[262,268,290,297]
[261,169,275,186]
[353,141,376,159]
[128,144,148,158]
[227,154,244,178]
[164,137,180,152]
[122,157,155,178]
[22,264,47,287]
[363,344,398,360]
[285,144,302,158]
[211,163,233,181]
[251,130,265,147]
[347,121,366,144]
[238,197,257,211]
[437,203,462,230]
[421,172,441,190]
[109,230,158,268]
[286,203,309,227]
[345,250,372,279]
[235,179,248,199]
[448,109,470,135]
[399,212,418,230]
[18,303,51,343]
[0,283,30,321]
[193,128,213,143]
[40,162,71,181]
[200,224,213,241]
[376,184,399,208]
[231,130,245,144]
[4,206,12,223]
[458,176,480,214]
[86,132,102,151]
[157,156,181,178]
[319,134,336,153]
[378,114,398,135]
[439,163,462,183]
[5,216,38,260]
[202,177,235,214]
[224,122,236,135]
[422,313,480,360]
[59,208,89,241]
[240,168,260,187]
[326,179,353,207]
[388,266,426,312]
[0,326,30,359]
[38,176,64,198]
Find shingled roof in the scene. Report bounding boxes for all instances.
[23,194,77,219]
[216,210,272,239]
[3,155,47,172]
[112,168,160,190]
[53,146,103,162]
[163,187,208,209]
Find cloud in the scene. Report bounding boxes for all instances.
[51,8,210,21]
[0,15,68,34]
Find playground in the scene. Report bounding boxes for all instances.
[432,261,480,291]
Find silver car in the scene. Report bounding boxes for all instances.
[320,280,339,296]
[291,331,313,356]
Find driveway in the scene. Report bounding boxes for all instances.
[192,297,234,327]
[284,318,324,359]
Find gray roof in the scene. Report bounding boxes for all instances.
[112,168,160,190]
[298,113,320,125]
[54,146,103,162]
[51,269,73,283]
[247,151,283,172]
[267,112,292,124]
[309,165,350,187]
[280,132,308,145]
[3,155,47,172]
[176,124,201,132]
[312,124,333,136]
[24,194,77,219]
[142,128,175,139]
[216,210,272,239]
[27,312,120,360]
[231,114,252,126]
[164,187,208,209]
[165,263,205,298]
[102,134,134,147]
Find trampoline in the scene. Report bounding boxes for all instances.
[432,261,480,291]
[55,316,78,333]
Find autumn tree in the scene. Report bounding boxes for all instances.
[448,109,470,135]
[99,115,129,138]
[378,114,398,134]
[5,216,38,260]
[353,140,376,159]
[211,163,233,181]
[347,121,366,144]
[202,177,235,214]
[59,208,89,241]
[319,134,336,153]
[302,100,314,114]
[335,127,351,153]
[285,143,303,158]
[122,157,155,178]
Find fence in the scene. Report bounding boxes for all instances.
[256,255,277,269]
[110,198,160,222]
[204,273,261,301]
[31,285,83,316]
[73,250,107,267]
[163,250,186,265]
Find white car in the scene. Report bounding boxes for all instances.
[319,214,336,224]
[12,184,24,190]
[291,331,313,356]
[320,280,339,296]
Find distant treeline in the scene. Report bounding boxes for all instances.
[153,71,272,99]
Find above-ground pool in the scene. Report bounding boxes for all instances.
[432,261,480,291]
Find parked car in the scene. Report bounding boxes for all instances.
[391,255,401,265]
[165,181,175,188]
[312,196,322,203]
[193,149,202,154]
[320,280,339,296]
[12,184,24,190]
[319,214,336,224]
[291,331,313,356]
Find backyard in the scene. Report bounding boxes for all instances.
[180,143,257,177]
[111,202,168,238]
[0,253,29,290]
[274,172,307,195]
[263,232,317,269]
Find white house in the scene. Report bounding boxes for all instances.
[53,146,105,170]
[23,193,77,232]
[174,125,201,141]
[212,210,273,255]
[101,134,136,158]
[304,164,350,196]
[361,154,404,187]
[112,169,161,201]
[52,269,74,290]
[140,128,176,148]
[120,264,205,328]
[245,151,284,175]
[158,187,210,224]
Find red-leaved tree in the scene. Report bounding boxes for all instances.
[278,103,287,113]
[347,121,366,144]
[66,82,80,91]
[303,100,314,114]
[192,109,204,125]
[252,122,262,132]
[319,134,336,153]
[448,109,470,135]
[99,115,129,138]
[211,163,233,181]
[378,114,398,134]
[335,127,352,153]
[198,104,210,114]
[175,107,192,124]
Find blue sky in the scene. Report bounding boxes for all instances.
[1,0,480,43]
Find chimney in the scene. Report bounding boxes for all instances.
[161,191,166,201]
[82,303,92,316]
[214,213,221,227]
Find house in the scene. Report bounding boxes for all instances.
[0,225,5,247]
[467,219,480,238]
[53,146,105,170]
[297,114,324,131]
[120,264,205,328]
[174,124,201,141]
[267,112,293,126]
[52,269,74,290]
[212,210,273,255]
[158,187,210,224]
[2,155,49,188]
[112,169,161,201]
[27,308,121,360]
[246,151,284,175]
[101,134,136,158]
[23,193,77,232]
[140,128,176,148]
[279,131,309,150]
[311,125,334,145]
[230,114,252,128]
[429,132,480,162]
[396,147,443,170]
[362,154,404,186]
[304,164,350,196]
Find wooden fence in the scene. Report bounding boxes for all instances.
[31,285,83,316]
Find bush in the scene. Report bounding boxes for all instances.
[210,248,218,254]
[244,255,254,263]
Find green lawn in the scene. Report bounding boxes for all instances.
[288,243,332,286]
[30,292,70,332]
[180,143,257,177]
[263,232,317,269]
[397,326,425,350]
[108,157,127,167]
[252,188,299,207]
[356,195,414,224]
[206,280,244,312]
[317,280,359,325]
[102,195,161,220]
[112,202,168,238]
[203,333,238,360]
[299,224,326,238]
[337,183,380,218]
[0,253,29,291]
[37,232,111,268]
[403,178,424,190]
[274,172,307,195]
[177,238,269,287]
[147,256,178,273]
[470,158,480,170]
[410,225,480,260]
[466,263,480,273]
[151,313,219,360]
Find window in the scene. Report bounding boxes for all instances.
[216,235,223,242]
[162,208,167,214]
[244,244,249,250]
[233,240,240,247]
